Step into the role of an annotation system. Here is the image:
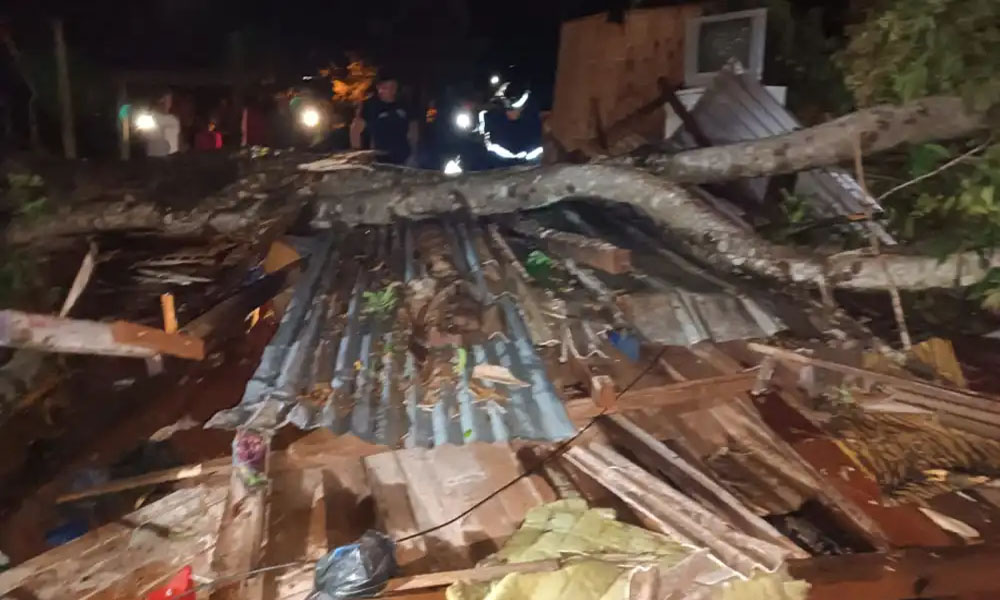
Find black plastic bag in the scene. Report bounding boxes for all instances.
[308,530,398,600]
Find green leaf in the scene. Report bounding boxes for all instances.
[453,347,468,375]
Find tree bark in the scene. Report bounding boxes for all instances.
[313,163,1000,291]
[636,96,994,184]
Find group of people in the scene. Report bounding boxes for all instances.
[350,71,543,171]
[138,69,543,173]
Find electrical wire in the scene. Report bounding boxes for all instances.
[164,345,670,599]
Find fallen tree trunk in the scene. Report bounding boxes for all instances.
[313,163,1000,291]
[637,95,994,183]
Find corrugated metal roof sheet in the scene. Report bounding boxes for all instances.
[209,206,798,444]
[670,69,895,245]
[207,221,578,446]
[551,207,785,346]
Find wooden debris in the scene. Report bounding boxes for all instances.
[209,433,271,600]
[58,240,97,318]
[161,292,178,333]
[564,443,789,576]
[511,219,632,274]
[383,559,562,593]
[599,414,807,558]
[748,342,1000,419]
[0,309,205,360]
[787,545,1000,600]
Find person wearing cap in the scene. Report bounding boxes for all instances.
[351,73,418,165]
[480,78,543,168]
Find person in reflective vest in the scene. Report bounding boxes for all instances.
[481,79,542,168]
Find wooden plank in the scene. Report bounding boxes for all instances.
[364,452,429,573]
[748,343,1000,415]
[160,293,178,333]
[111,320,205,360]
[0,309,202,359]
[57,457,231,504]
[565,443,787,576]
[383,560,562,593]
[600,414,807,558]
[550,6,701,152]
[615,370,758,412]
[209,434,271,600]
[788,545,1000,600]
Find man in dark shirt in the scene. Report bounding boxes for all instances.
[351,74,417,165]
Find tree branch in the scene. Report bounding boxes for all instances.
[636,96,993,184]
[313,162,1000,291]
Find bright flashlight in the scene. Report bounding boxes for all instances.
[443,157,463,175]
[490,74,501,86]
[135,112,157,131]
[454,111,473,131]
[300,107,321,128]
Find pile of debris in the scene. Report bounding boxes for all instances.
[3,59,1000,600]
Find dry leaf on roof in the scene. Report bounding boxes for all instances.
[473,364,528,387]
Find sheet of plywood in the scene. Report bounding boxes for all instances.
[551,5,701,153]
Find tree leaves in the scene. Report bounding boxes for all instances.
[840,0,1000,110]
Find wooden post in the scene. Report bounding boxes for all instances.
[52,19,76,159]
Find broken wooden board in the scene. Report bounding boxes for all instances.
[0,309,205,360]
[788,545,1000,600]
[599,414,807,558]
[0,486,226,599]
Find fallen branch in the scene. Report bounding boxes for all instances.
[876,138,992,202]
[314,163,1000,291]
[638,96,994,184]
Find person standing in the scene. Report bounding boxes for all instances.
[145,92,180,157]
[350,73,418,165]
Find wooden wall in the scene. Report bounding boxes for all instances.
[550,5,702,154]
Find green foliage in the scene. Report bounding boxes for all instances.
[525,250,554,280]
[0,250,38,308]
[362,284,399,317]
[840,0,1000,110]
[887,141,1000,254]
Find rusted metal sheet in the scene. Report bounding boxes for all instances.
[670,69,894,244]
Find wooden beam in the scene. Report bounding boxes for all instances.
[615,370,758,412]
[567,370,759,421]
[209,433,271,600]
[0,310,204,360]
[111,320,204,360]
[160,293,178,333]
[599,414,807,558]
[56,458,232,504]
[788,545,1000,600]
[748,343,1000,415]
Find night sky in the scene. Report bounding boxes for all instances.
[5,1,639,86]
